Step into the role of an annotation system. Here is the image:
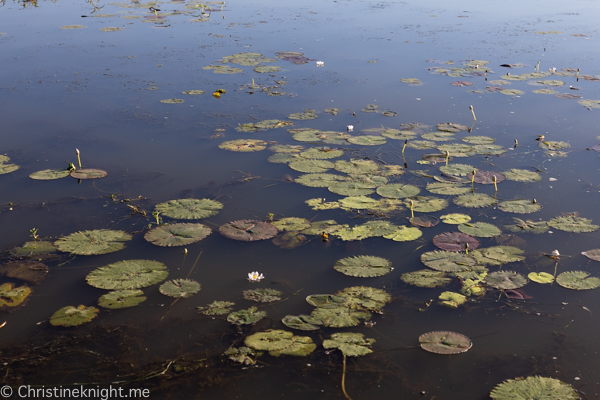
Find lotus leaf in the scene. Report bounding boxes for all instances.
[462,136,495,144]
[419,331,472,354]
[438,291,467,308]
[328,182,376,196]
[299,148,344,159]
[458,222,501,238]
[334,159,379,174]
[49,305,99,327]
[582,249,600,262]
[381,129,418,140]
[333,255,393,278]
[422,132,455,141]
[309,306,370,328]
[295,173,347,187]
[538,140,570,150]
[323,332,375,357]
[548,214,599,233]
[338,196,380,209]
[426,182,470,195]
[433,232,480,251]
[154,198,223,220]
[98,289,146,309]
[305,198,341,210]
[528,272,554,284]
[281,315,321,331]
[421,250,477,272]
[288,109,318,120]
[219,220,279,241]
[272,217,311,232]
[29,168,71,180]
[86,259,168,290]
[218,139,267,152]
[401,269,451,288]
[486,271,528,289]
[436,144,476,157]
[490,376,579,400]
[384,226,422,241]
[439,164,477,176]
[440,213,471,224]
[144,223,211,247]
[500,89,524,95]
[437,123,469,132]
[406,140,437,149]
[0,282,31,311]
[505,218,549,234]
[224,346,261,365]
[453,193,496,208]
[404,196,448,212]
[301,220,343,235]
[243,288,282,303]
[0,261,48,284]
[227,307,266,325]
[198,301,235,316]
[556,271,600,290]
[70,169,107,179]
[376,183,420,199]
[270,144,304,153]
[271,232,307,250]
[336,286,391,311]
[498,199,541,214]
[347,135,387,146]
[245,330,316,357]
[54,229,131,255]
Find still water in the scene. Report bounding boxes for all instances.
[1,0,600,398]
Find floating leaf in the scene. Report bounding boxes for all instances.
[299,147,344,159]
[203,65,243,74]
[328,182,376,196]
[505,218,549,234]
[421,250,477,272]
[410,215,438,228]
[98,290,146,309]
[218,139,267,152]
[289,158,334,173]
[270,144,304,153]
[334,159,379,174]
[271,232,307,250]
[469,171,506,185]
[295,173,347,187]
[60,25,86,29]
[54,229,131,255]
[301,220,343,235]
[426,182,471,195]
[243,288,282,303]
[482,246,525,263]
[144,223,211,247]
[419,331,472,354]
[439,164,477,177]
[333,255,393,278]
[272,217,311,232]
[490,376,579,400]
[305,198,341,210]
[338,196,380,209]
[309,306,370,328]
[86,259,168,290]
[538,140,570,150]
[347,135,387,146]
[499,89,524,95]
[462,136,495,144]
[70,169,107,180]
[450,81,473,87]
[401,269,451,288]
[404,196,448,212]
[461,278,486,296]
[224,346,261,365]
[361,104,379,113]
[556,271,600,290]
[227,307,267,325]
[503,168,541,182]
[383,226,422,241]
[323,332,375,356]
[381,129,418,140]
[433,232,480,251]
[281,315,321,331]
[159,279,201,298]
[0,282,31,311]
[29,169,71,180]
[254,65,282,73]
[336,286,391,311]
[182,90,205,95]
[437,143,476,157]
[498,199,541,214]
[198,301,235,316]
[160,98,184,104]
[486,271,528,289]
[528,272,554,284]
[288,109,318,120]
[458,222,501,237]
[453,193,496,208]
[0,261,48,285]
[548,214,599,233]
[49,305,99,326]
[578,99,600,109]
[401,78,421,85]
[376,183,420,198]
[268,153,297,164]
[438,291,467,308]
[236,119,290,132]
[440,213,471,224]
[219,219,279,241]
[533,89,559,94]
[245,330,316,356]
[155,198,223,220]
[472,145,507,156]
[582,249,600,262]
[407,140,437,149]
[422,131,455,141]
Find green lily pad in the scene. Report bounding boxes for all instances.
[219,219,279,241]
[12,240,57,257]
[254,65,282,73]
[404,196,448,212]
[453,193,496,208]
[324,108,341,115]
[289,158,334,173]
[328,182,376,196]
[182,90,205,95]
[401,269,451,288]
[144,223,211,247]
[49,305,99,327]
[498,199,541,214]
[582,249,600,262]
[438,291,467,308]
[0,282,32,311]
[334,159,379,174]
[54,229,131,255]
[538,79,565,86]
[331,222,388,241]
[333,255,393,277]
[98,289,146,309]
[500,89,525,95]
[336,286,391,311]
[439,164,477,176]
[538,140,570,150]
[268,153,297,164]
[556,271,600,290]
[348,174,388,185]
[154,198,223,220]
[70,169,107,180]
[421,250,477,272]
[533,89,559,94]
[469,249,503,266]
[245,330,316,357]
[227,307,267,325]
[548,214,599,233]
[295,173,347,187]
[440,213,471,224]
[376,183,420,198]
[461,278,486,296]
[270,144,305,153]
[528,272,554,284]
[433,232,480,251]
[306,198,341,210]
[271,232,307,249]
[323,332,375,357]
[224,346,261,365]
[462,136,495,144]
[272,217,311,232]
[422,132,455,141]
[419,331,472,354]
[407,140,437,149]
[437,123,469,132]
[281,315,321,331]
[159,279,201,298]
[309,306,370,328]
[306,294,347,308]
[203,65,243,74]
[60,25,86,29]
[436,144,476,157]
[236,119,290,132]
[160,98,184,104]
[361,104,379,113]
[29,169,71,180]
[288,109,318,120]
[469,171,506,185]
[198,301,235,316]
[218,139,267,152]
[338,196,380,210]
[458,222,501,237]
[482,246,525,263]
[383,226,422,241]
[381,129,418,140]
[401,78,421,85]
[0,261,48,285]
[505,218,549,234]
[86,259,168,290]
[486,271,528,289]
[243,288,282,303]
[299,148,344,159]
[578,99,600,109]
[426,182,470,195]
[347,135,387,146]
[490,376,579,400]
[301,220,343,236]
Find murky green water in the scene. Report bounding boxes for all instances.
[1,0,600,398]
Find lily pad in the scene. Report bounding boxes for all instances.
[548,214,599,233]
[437,143,476,157]
[419,331,472,354]
[29,169,71,180]
[383,226,422,241]
[437,123,470,133]
[309,306,370,328]
[288,109,318,120]
[289,158,334,173]
[338,196,380,209]
[227,307,267,325]
[281,315,321,331]
[218,139,267,152]
[410,215,439,228]
[533,89,559,94]
[421,250,477,272]
[0,282,32,311]
[86,259,168,290]
[224,346,261,365]
[538,140,570,150]
[334,159,379,174]
[219,220,279,241]
[70,169,107,179]
[54,229,131,255]
[503,168,541,182]
[245,330,316,357]
[49,305,99,327]
[381,129,418,140]
[98,289,146,309]
[243,288,283,303]
[306,198,341,210]
[361,104,379,113]
[426,182,471,195]
[453,193,496,208]
[182,90,205,95]
[462,136,495,144]
[160,98,184,104]
[155,198,223,220]
[203,65,243,74]
[578,99,600,109]
[406,140,437,149]
[336,286,391,311]
[458,222,501,237]
[499,89,525,95]
[482,246,525,263]
[505,218,549,234]
[270,144,304,153]
[144,223,211,247]
[268,154,297,164]
[0,261,48,285]
[198,301,235,316]
[440,213,471,224]
[333,255,393,278]
[469,171,506,185]
[347,135,387,146]
[582,249,600,262]
[439,164,477,177]
[12,240,58,257]
[528,272,554,284]
[159,279,201,298]
[498,199,541,214]
[486,271,528,289]
[272,217,311,232]
[404,196,448,212]
[376,183,420,198]
[438,291,467,308]
[323,332,375,357]
[271,232,307,249]
[490,376,579,400]
[556,271,600,290]
[433,232,480,251]
[422,132,455,141]
[401,78,421,85]
[301,220,343,236]
[0,163,19,175]
[299,147,344,159]
[401,269,451,288]
[328,182,376,196]
[295,173,347,187]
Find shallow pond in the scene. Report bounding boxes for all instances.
[1,0,600,398]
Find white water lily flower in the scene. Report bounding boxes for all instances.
[551,250,560,256]
[347,125,354,131]
[247,271,264,282]
[316,61,324,67]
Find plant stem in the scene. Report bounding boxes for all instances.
[469,105,476,121]
[186,250,203,279]
[402,139,407,156]
[410,200,414,219]
[341,355,352,400]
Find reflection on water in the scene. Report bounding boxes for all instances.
[1,0,600,398]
